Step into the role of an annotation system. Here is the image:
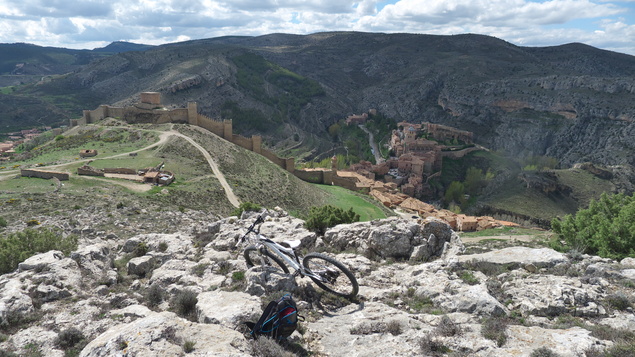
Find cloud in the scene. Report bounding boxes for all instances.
[3,0,113,18]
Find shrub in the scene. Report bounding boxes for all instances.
[605,292,632,311]
[133,242,148,257]
[481,317,508,347]
[191,263,208,277]
[172,290,198,320]
[249,336,295,357]
[459,271,479,285]
[146,284,164,307]
[419,333,451,356]
[158,241,168,252]
[0,228,78,275]
[530,347,561,357]
[304,205,360,235]
[436,315,462,337]
[551,192,635,259]
[231,202,261,217]
[55,327,85,350]
[232,271,245,281]
[182,340,196,353]
[0,217,7,228]
[26,219,40,227]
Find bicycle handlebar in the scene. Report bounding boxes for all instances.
[240,214,265,243]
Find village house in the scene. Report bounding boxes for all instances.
[345,113,369,125]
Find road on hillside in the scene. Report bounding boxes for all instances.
[359,124,384,164]
[0,129,241,208]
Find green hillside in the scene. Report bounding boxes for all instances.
[0,122,388,238]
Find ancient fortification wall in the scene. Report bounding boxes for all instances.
[73,92,364,192]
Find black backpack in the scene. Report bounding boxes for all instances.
[245,294,300,341]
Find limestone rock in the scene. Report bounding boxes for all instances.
[127,255,155,277]
[79,311,249,357]
[196,290,262,328]
[457,247,568,268]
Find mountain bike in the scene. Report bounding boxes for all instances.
[239,215,359,299]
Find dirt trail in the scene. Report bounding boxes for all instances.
[0,129,241,207]
[165,131,240,207]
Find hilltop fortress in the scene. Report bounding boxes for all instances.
[75,93,508,231]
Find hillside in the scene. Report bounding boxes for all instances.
[4,32,634,169]
[0,121,389,237]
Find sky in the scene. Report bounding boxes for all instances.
[0,0,634,55]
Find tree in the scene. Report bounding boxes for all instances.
[551,192,635,259]
[444,181,465,206]
[305,205,360,235]
[464,167,484,195]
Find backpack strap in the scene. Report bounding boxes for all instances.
[249,300,278,339]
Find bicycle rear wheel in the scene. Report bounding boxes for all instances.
[244,246,290,274]
[303,253,359,298]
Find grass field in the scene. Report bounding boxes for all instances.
[313,184,390,221]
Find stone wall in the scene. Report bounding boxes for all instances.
[294,170,326,184]
[103,168,137,175]
[21,169,69,181]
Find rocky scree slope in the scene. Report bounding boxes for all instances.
[1,209,635,356]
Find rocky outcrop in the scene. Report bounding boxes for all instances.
[0,209,633,357]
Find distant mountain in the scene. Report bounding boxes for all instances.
[3,32,635,169]
[92,41,154,53]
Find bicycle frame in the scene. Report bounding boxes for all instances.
[240,220,327,282]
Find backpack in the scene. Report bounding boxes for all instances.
[245,294,300,341]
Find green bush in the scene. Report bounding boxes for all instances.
[304,205,360,235]
[231,202,261,217]
[0,228,78,275]
[0,217,7,228]
[551,192,635,259]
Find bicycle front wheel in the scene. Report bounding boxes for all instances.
[244,246,290,274]
[303,253,359,298]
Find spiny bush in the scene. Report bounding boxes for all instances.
[419,333,451,356]
[481,317,508,347]
[146,284,164,308]
[171,290,198,320]
[0,228,78,274]
[0,217,7,228]
[304,205,360,235]
[55,327,85,351]
[436,316,463,337]
[604,292,632,311]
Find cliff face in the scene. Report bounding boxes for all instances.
[11,32,635,167]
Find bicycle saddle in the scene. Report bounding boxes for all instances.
[281,240,301,249]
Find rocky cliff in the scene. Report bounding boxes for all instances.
[1,209,634,356]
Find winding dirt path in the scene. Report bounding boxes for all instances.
[165,131,240,207]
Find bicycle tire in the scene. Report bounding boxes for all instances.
[244,246,290,274]
[303,253,359,298]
